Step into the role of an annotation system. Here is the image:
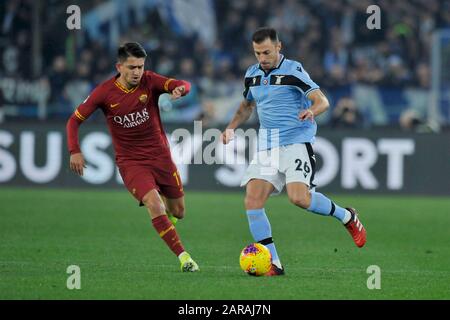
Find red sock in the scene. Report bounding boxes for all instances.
[152,215,185,256]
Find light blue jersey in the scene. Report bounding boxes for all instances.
[243,55,320,150]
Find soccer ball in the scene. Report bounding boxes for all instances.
[239,243,272,276]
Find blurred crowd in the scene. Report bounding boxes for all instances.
[1,0,449,131]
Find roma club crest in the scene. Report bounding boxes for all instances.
[139,94,148,103]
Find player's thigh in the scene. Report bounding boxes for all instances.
[162,195,185,219]
[245,179,275,209]
[119,165,159,205]
[153,161,184,200]
[241,149,285,195]
[286,182,311,208]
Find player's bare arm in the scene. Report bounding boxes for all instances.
[69,152,86,176]
[299,89,330,121]
[221,99,256,144]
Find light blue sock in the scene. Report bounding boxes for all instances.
[307,192,350,223]
[246,208,281,266]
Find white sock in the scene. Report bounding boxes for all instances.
[178,251,188,261]
[272,259,282,269]
[342,210,352,224]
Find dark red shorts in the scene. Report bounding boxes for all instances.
[118,158,184,205]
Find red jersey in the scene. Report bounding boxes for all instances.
[66,71,190,166]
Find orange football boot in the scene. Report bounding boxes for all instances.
[344,208,366,248]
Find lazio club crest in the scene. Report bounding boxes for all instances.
[139,94,148,103]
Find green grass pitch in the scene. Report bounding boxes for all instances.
[0,188,449,299]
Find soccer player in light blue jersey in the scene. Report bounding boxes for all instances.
[221,27,366,276]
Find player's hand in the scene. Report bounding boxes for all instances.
[70,152,87,176]
[299,109,315,122]
[171,85,186,100]
[220,128,235,144]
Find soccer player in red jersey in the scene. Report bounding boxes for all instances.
[66,42,199,272]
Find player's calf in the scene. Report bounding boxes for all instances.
[152,214,186,256]
[286,183,312,209]
[164,197,185,219]
[168,204,185,219]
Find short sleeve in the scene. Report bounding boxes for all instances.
[292,64,320,96]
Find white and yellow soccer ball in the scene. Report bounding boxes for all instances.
[239,243,272,276]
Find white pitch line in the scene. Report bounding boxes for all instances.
[0,261,449,275]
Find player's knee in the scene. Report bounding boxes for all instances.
[245,194,265,210]
[142,195,166,216]
[288,194,310,209]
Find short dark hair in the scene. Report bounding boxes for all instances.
[117,42,147,62]
[252,27,279,44]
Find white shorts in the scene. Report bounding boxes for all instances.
[240,143,316,195]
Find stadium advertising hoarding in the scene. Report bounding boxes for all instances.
[0,122,449,195]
